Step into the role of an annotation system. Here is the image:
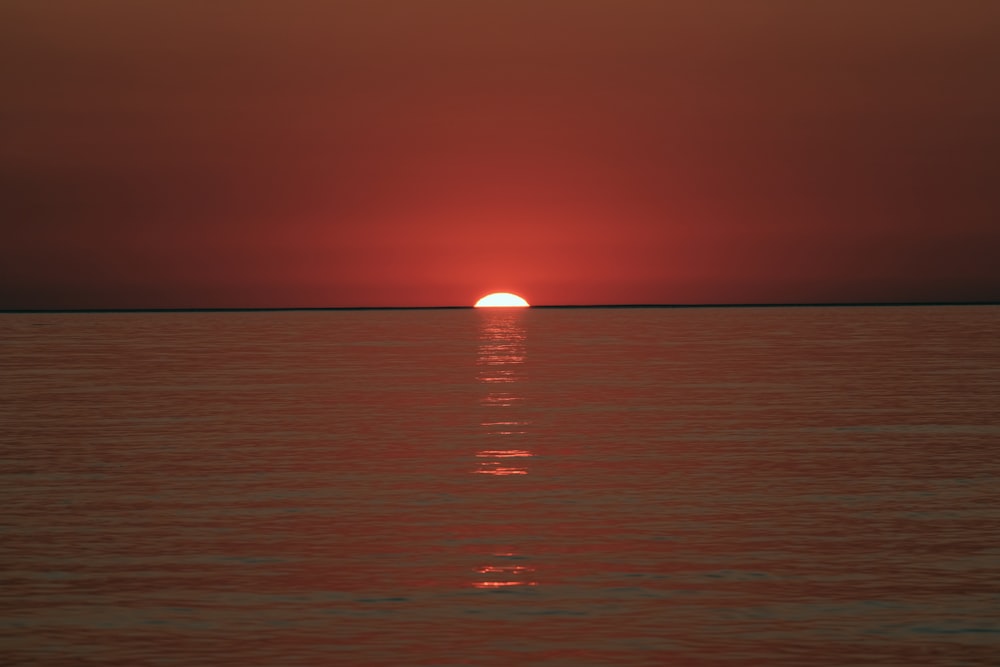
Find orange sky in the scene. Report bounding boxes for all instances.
[2,1,999,308]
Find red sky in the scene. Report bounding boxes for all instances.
[2,1,999,308]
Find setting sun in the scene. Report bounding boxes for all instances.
[474,292,530,308]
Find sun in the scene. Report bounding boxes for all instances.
[474,292,530,308]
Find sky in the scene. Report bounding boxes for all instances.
[2,0,999,308]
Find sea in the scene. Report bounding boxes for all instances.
[2,305,999,666]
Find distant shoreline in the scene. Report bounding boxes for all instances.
[2,301,998,314]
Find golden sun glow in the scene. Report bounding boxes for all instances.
[474,292,530,308]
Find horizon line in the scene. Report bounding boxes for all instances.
[2,300,998,314]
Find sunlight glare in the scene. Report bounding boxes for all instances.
[474,292,530,308]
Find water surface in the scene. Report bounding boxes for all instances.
[2,306,999,665]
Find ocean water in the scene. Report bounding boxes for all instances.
[2,305,999,666]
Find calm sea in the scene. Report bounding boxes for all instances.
[2,306,999,666]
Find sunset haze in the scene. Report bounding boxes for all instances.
[3,1,999,308]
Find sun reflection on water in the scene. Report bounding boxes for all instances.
[476,309,533,476]
[472,562,538,588]
[473,310,536,588]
